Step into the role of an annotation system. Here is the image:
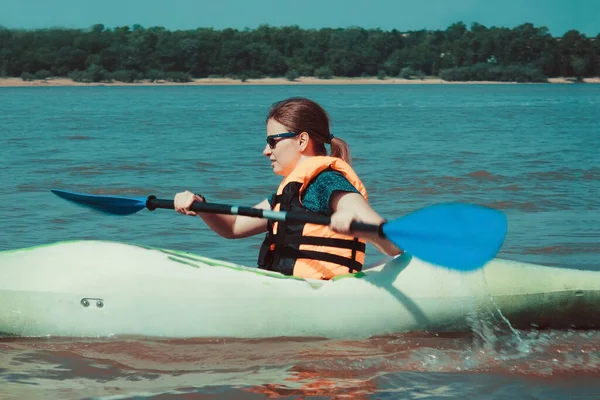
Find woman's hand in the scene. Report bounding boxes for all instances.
[330,191,403,257]
[329,210,361,235]
[174,190,205,216]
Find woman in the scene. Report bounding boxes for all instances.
[174,97,401,279]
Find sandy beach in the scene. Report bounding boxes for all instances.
[0,76,598,87]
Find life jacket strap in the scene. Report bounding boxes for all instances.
[279,247,363,273]
[282,235,366,252]
[351,237,359,262]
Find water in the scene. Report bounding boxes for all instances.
[1,84,599,398]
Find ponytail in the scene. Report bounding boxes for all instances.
[329,137,352,165]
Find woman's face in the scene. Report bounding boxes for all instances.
[263,118,303,176]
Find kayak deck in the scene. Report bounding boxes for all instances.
[0,240,598,338]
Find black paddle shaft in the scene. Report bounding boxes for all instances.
[146,196,383,235]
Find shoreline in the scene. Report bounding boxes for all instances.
[1,76,599,87]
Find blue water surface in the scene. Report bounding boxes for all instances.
[1,84,600,399]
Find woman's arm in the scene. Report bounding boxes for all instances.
[329,191,402,256]
[174,191,269,239]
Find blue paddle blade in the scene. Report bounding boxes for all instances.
[51,189,148,216]
[382,203,507,271]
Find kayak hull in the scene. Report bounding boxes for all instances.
[0,240,598,338]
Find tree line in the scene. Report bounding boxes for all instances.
[0,22,598,83]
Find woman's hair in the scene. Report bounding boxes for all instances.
[266,97,351,164]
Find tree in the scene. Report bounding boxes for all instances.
[572,57,587,81]
[0,22,596,82]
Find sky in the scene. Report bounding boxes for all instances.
[0,0,598,37]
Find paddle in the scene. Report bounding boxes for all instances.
[50,188,507,271]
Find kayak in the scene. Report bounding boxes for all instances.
[1,240,598,339]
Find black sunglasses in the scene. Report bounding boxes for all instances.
[266,131,300,149]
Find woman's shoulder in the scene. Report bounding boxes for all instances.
[301,169,360,214]
[312,169,356,189]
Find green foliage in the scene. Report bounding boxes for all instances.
[68,65,111,82]
[315,66,333,79]
[294,64,314,76]
[285,69,300,81]
[87,64,111,82]
[399,67,425,80]
[377,70,386,80]
[0,23,597,83]
[112,69,139,83]
[571,57,587,82]
[245,70,264,79]
[165,71,192,82]
[399,67,413,79]
[439,63,548,82]
[34,70,52,80]
[21,72,35,81]
[146,69,166,82]
[68,70,87,82]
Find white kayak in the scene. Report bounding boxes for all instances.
[1,240,598,339]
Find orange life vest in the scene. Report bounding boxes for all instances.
[257,156,368,280]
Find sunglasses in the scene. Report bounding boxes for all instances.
[266,131,300,149]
